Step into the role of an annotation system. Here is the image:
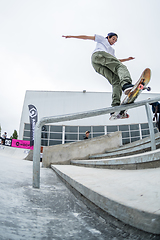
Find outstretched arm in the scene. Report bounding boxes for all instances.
[62,35,95,40]
[119,57,135,62]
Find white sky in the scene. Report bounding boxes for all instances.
[0,0,160,137]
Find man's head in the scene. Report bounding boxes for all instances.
[85,131,90,138]
[107,32,118,45]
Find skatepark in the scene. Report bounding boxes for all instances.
[0,98,160,239]
[0,134,160,239]
[1,0,160,238]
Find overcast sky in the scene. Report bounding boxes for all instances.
[0,0,160,137]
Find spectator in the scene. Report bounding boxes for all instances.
[150,102,160,131]
[84,131,90,140]
[1,132,7,145]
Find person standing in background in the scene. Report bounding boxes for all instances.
[84,131,90,140]
[1,132,7,145]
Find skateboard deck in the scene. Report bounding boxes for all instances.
[122,68,151,105]
[109,68,151,121]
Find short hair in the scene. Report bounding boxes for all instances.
[106,32,118,39]
[85,131,90,134]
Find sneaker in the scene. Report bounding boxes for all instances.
[116,110,125,119]
[122,83,134,95]
[119,110,125,115]
[117,111,129,119]
[110,112,117,118]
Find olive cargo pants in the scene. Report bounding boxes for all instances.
[91,51,132,107]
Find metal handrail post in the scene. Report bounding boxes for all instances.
[145,103,156,151]
[33,124,41,188]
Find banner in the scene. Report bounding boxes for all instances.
[4,138,12,147]
[12,139,33,150]
[28,105,38,146]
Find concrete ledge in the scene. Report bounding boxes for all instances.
[106,132,160,153]
[24,150,33,161]
[71,148,160,170]
[42,132,122,168]
[51,165,160,234]
[90,132,160,159]
[90,140,160,160]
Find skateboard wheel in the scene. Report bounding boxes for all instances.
[147,87,151,91]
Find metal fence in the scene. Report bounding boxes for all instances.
[23,122,158,146]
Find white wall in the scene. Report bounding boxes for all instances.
[19,90,160,139]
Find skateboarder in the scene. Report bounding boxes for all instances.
[62,33,135,114]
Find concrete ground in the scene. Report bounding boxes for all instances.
[52,165,160,234]
[0,154,160,240]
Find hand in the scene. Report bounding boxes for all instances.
[62,35,70,38]
[128,57,135,61]
[119,57,135,63]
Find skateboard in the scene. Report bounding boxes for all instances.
[109,68,151,120]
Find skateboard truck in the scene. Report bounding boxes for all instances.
[138,84,151,91]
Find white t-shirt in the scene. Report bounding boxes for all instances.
[93,34,116,57]
[2,133,7,139]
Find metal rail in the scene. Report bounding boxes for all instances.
[33,97,160,188]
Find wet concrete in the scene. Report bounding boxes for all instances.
[0,154,159,240]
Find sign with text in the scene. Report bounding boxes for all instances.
[28,104,38,147]
[4,138,12,147]
[12,139,33,150]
